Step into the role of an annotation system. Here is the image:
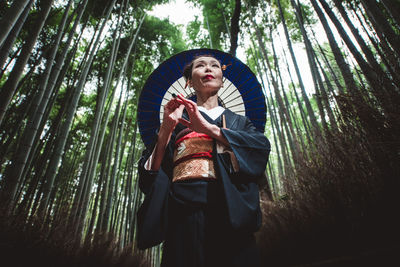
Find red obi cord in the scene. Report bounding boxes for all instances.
[175,131,212,147]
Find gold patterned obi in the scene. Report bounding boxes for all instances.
[172,129,217,182]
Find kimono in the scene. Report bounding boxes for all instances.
[136,108,270,267]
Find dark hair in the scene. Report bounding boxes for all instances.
[182,54,222,81]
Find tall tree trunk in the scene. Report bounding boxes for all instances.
[229,0,241,56]
[222,9,231,39]
[120,61,135,246]
[38,0,116,220]
[290,0,337,133]
[74,14,144,237]
[104,111,123,235]
[116,105,130,247]
[0,0,31,47]
[318,0,400,122]
[3,0,73,214]
[0,0,54,126]
[319,0,394,96]
[277,32,312,144]
[100,104,119,233]
[381,0,400,27]
[205,13,213,49]
[112,92,129,240]
[351,6,400,82]
[307,26,345,94]
[360,0,400,58]
[0,0,54,209]
[252,28,292,179]
[72,1,125,235]
[310,0,359,95]
[95,138,112,235]
[249,42,285,181]
[276,0,322,140]
[0,0,34,70]
[269,28,302,160]
[352,2,400,76]
[125,118,140,245]
[332,0,400,88]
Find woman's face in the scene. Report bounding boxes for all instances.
[189,56,223,95]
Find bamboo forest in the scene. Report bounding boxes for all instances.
[0,0,399,266]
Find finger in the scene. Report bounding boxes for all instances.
[178,97,196,112]
[177,94,190,104]
[166,98,181,110]
[177,95,197,107]
[165,99,177,109]
[175,98,185,106]
[165,100,173,108]
[176,97,193,112]
[186,100,197,112]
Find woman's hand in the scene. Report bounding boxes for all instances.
[149,98,184,171]
[162,98,185,132]
[176,94,212,134]
[176,94,230,147]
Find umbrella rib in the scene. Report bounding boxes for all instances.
[226,106,246,113]
[225,63,247,85]
[143,81,166,98]
[226,102,246,109]
[175,78,192,96]
[244,95,266,105]
[223,94,243,106]
[169,84,183,96]
[219,78,234,96]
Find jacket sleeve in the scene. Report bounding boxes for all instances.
[221,116,271,179]
[217,115,271,232]
[137,131,175,194]
[136,133,175,249]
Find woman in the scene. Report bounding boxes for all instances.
[137,55,270,267]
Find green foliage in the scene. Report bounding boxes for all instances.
[250,0,317,42]
[127,0,169,10]
[246,0,264,7]
[186,0,234,51]
[83,0,170,26]
[313,42,345,90]
[298,2,317,26]
[274,0,302,41]
[36,7,66,58]
[186,16,210,49]
[202,0,233,50]
[244,46,259,75]
[138,15,186,62]
[48,85,67,123]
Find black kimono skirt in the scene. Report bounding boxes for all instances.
[137,109,270,267]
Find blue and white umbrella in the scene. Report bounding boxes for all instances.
[138,48,266,148]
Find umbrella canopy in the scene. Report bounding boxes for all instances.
[138,48,266,148]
